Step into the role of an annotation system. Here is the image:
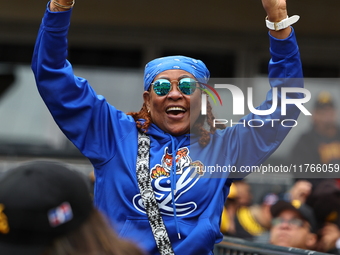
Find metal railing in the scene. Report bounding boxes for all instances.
[214,236,331,255]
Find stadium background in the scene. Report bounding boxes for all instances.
[1,0,340,203]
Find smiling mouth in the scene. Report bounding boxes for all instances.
[166,107,186,115]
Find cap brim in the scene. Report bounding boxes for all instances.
[0,241,47,255]
[271,200,298,218]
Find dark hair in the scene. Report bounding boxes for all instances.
[44,208,145,255]
[127,99,222,147]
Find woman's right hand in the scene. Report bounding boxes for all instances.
[50,0,74,12]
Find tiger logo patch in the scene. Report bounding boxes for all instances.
[151,147,203,179]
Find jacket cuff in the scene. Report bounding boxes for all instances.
[269,27,299,59]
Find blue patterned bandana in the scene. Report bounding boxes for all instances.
[143,55,210,91]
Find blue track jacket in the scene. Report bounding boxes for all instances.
[32,5,304,255]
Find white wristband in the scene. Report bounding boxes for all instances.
[265,15,300,31]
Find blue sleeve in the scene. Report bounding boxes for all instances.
[224,28,304,179]
[31,5,136,166]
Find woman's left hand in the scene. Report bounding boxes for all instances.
[261,0,292,39]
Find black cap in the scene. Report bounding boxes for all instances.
[270,200,317,233]
[314,91,335,109]
[0,160,93,255]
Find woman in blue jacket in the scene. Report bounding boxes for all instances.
[32,0,304,254]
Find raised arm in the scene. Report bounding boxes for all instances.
[224,0,304,179]
[31,2,136,166]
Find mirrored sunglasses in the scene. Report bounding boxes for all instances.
[151,78,200,96]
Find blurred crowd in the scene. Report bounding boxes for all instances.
[221,92,340,254]
[220,179,340,254]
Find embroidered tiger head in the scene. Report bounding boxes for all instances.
[162,147,191,175]
[151,147,192,179]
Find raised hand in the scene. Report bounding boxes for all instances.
[261,0,288,21]
[261,0,292,39]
